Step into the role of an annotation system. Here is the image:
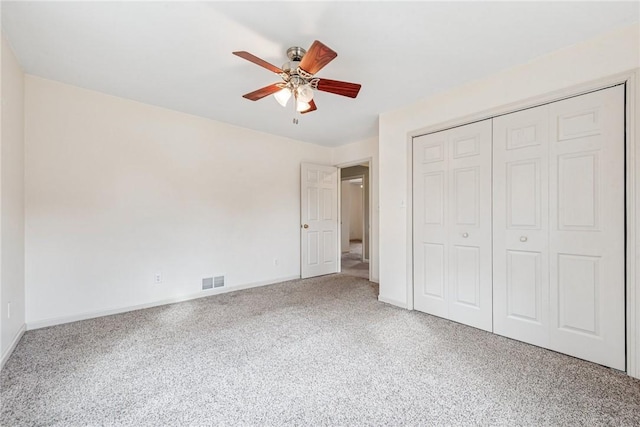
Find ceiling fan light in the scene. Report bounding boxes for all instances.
[274,88,291,107]
[296,85,314,103]
[296,100,311,112]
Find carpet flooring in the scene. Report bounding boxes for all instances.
[341,241,369,279]
[2,275,640,426]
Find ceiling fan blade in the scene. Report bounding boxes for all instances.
[242,83,283,101]
[300,99,317,114]
[316,79,361,98]
[233,51,283,74]
[298,40,337,76]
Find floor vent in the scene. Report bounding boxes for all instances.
[214,276,225,288]
[202,277,213,290]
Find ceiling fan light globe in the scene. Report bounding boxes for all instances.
[274,88,291,107]
[296,100,311,112]
[296,85,314,103]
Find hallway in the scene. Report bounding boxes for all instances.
[341,240,369,280]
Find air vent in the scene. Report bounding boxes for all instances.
[214,276,225,288]
[202,277,213,290]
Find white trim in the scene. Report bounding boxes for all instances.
[26,275,299,330]
[338,175,342,274]
[406,68,640,378]
[334,158,373,169]
[628,70,639,379]
[378,294,407,309]
[406,134,414,311]
[1,324,26,370]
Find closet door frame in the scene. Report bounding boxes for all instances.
[406,69,639,378]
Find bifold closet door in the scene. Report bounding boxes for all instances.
[493,106,550,348]
[548,86,625,370]
[413,120,492,332]
[493,86,625,370]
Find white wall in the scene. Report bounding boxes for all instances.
[332,137,378,281]
[340,180,350,253]
[24,76,332,327]
[348,183,363,241]
[378,23,640,308]
[1,35,26,367]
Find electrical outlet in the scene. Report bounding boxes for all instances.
[7,302,10,319]
[274,258,279,266]
[154,272,162,284]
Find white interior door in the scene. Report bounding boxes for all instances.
[413,119,493,332]
[301,163,338,279]
[413,129,451,320]
[493,86,625,370]
[548,86,625,370]
[493,105,550,348]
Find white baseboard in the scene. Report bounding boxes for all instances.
[378,294,407,309]
[26,275,300,331]
[1,324,26,370]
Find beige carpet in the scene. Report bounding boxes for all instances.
[341,240,369,279]
[2,274,640,426]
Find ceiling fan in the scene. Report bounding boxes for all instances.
[233,40,361,115]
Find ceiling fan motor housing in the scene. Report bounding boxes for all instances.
[281,60,301,75]
[282,46,307,76]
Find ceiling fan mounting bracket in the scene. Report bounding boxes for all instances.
[286,46,306,61]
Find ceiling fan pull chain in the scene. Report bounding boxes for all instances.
[292,96,298,124]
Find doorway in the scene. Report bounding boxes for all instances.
[340,164,370,279]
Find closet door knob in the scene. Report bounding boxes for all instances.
[520,236,528,242]
[462,232,469,238]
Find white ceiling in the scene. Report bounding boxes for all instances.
[2,1,638,147]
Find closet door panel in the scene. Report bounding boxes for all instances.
[452,245,480,307]
[506,250,542,321]
[413,119,492,332]
[493,106,550,347]
[548,86,625,370]
[413,133,449,318]
[447,120,493,332]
